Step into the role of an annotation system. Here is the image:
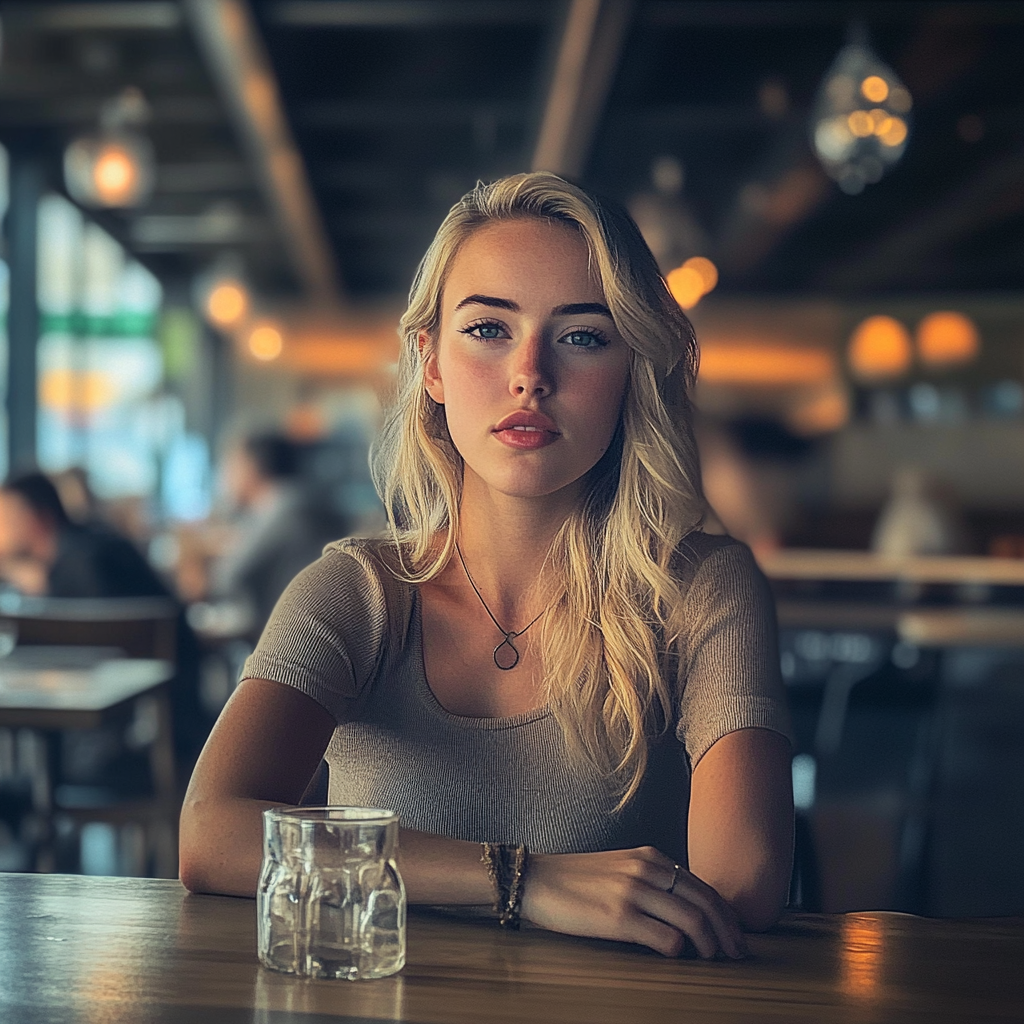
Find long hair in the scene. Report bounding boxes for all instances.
[372,172,706,806]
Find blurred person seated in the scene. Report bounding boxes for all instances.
[50,467,99,525]
[872,467,969,557]
[0,472,171,599]
[0,471,209,771]
[206,434,347,639]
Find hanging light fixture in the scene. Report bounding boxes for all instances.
[64,87,155,208]
[811,26,912,195]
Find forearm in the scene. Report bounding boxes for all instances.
[396,829,494,906]
[180,795,494,906]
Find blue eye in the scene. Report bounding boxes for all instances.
[561,330,607,349]
[460,320,506,340]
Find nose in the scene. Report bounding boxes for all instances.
[509,333,553,399]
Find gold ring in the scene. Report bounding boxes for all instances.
[667,863,681,893]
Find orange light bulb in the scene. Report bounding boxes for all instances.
[848,316,913,380]
[206,282,248,328]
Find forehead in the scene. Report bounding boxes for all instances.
[443,218,603,306]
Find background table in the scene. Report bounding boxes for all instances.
[0,874,1021,1023]
[0,654,177,875]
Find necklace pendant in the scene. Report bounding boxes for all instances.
[493,632,521,671]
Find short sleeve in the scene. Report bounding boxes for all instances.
[240,543,396,723]
[675,540,792,768]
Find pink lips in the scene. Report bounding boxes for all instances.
[492,410,560,450]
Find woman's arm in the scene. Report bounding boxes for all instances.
[687,727,794,931]
[180,678,746,958]
[179,678,496,903]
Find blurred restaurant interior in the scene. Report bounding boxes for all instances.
[0,0,1021,920]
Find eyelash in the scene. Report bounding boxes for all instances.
[458,319,610,350]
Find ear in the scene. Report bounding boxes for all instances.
[420,331,445,404]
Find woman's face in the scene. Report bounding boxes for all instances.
[424,217,631,506]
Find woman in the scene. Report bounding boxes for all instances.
[180,172,793,959]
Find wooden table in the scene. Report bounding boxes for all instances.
[759,549,1024,587]
[0,874,1021,1023]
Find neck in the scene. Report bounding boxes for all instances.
[451,475,579,626]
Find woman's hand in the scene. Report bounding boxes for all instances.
[521,846,747,959]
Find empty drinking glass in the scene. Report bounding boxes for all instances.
[257,806,405,980]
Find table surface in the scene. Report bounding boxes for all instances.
[0,655,173,729]
[0,874,1021,1024]
[759,549,1024,586]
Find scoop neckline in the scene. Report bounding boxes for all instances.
[410,589,551,731]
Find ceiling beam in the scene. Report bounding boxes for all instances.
[711,12,990,281]
[642,1,1024,26]
[183,0,340,303]
[821,153,1024,292]
[297,99,525,129]
[531,0,634,178]
[0,2,182,31]
[267,1,551,27]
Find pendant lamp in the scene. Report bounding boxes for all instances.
[811,26,912,195]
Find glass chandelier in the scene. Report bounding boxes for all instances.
[811,28,912,195]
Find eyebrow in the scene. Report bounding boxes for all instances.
[453,295,614,319]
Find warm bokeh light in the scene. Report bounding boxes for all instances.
[666,265,706,309]
[878,116,908,147]
[788,386,851,435]
[206,281,249,328]
[248,323,284,361]
[861,75,889,103]
[685,256,718,294]
[667,257,719,309]
[40,369,117,411]
[848,315,913,379]
[847,110,874,137]
[917,311,980,367]
[93,144,138,206]
[840,915,886,1001]
[699,344,835,385]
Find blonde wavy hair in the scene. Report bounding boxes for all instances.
[372,172,706,806]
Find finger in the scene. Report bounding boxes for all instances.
[639,885,745,959]
[626,915,686,958]
[669,875,747,957]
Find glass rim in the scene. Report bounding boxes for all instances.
[263,805,397,824]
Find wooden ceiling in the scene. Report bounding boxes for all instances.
[1,1,1022,306]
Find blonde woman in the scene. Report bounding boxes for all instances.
[180,173,793,958]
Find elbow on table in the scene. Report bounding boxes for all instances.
[735,894,785,933]
[711,857,791,933]
[722,869,790,932]
[177,797,224,895]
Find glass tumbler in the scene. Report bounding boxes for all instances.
[257,807,406,980]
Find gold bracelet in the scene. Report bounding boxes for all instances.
[499,844,529,930]
[480,842,506,916]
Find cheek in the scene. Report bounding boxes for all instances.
[576,363,630,436]
[437,353,496,437]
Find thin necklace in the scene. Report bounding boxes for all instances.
[455,542,544,671]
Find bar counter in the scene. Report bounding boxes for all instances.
[1,874,1021,1022]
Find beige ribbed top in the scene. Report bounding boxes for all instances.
[242,532,790,864]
